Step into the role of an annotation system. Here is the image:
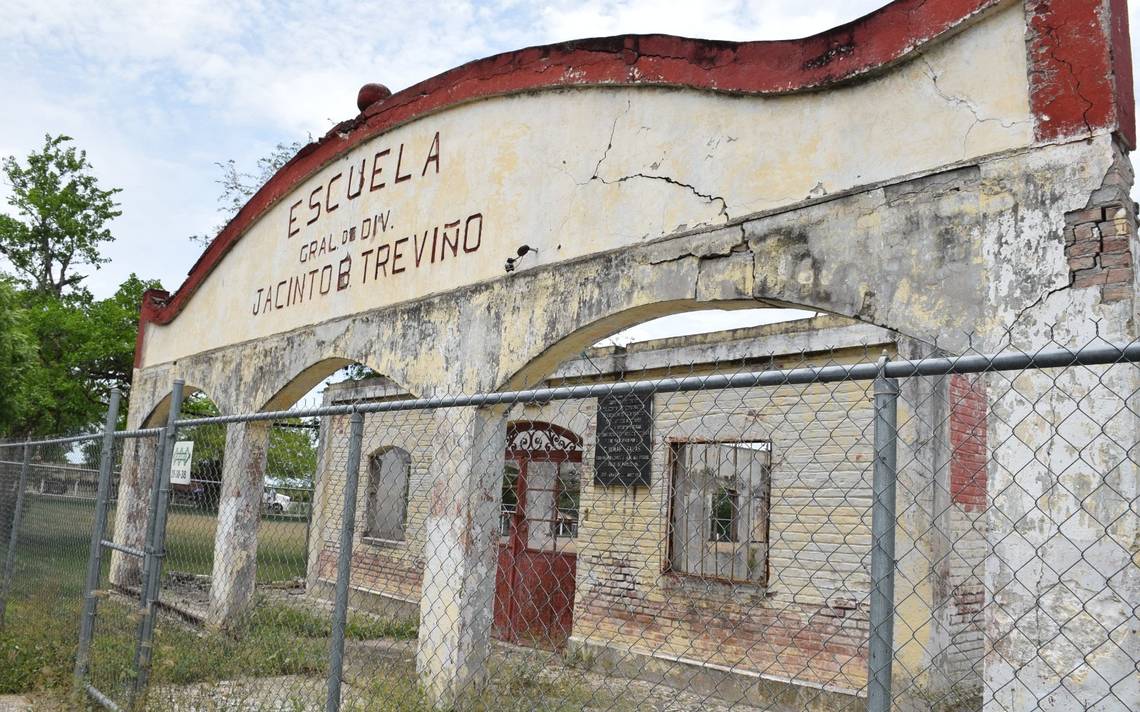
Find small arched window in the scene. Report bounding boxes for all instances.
[364,447,411,542]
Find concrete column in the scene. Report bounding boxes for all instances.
[416,406,507,708]
[110,436,158,587]
[984,364,1140,711]
[208,420,270,629]
[890,343,959,710]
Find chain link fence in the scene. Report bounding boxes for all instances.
[1,332,1137,711]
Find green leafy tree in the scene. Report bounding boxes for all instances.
[0,135,162,437]
[78,274,164,402]
[14,275,161,436]
[0,280,35,433]
[0,134,121,299]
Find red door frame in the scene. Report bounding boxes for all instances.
[496,422,582,646]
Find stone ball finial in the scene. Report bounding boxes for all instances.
[357,83,392,112]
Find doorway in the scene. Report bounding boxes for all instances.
[493,421,582,647]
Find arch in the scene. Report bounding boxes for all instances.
[139,384,223,428]
[499,299,823,392]
[259,357,356,412]
[500,299,768,392]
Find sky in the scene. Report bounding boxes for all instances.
[0,0,1135,343]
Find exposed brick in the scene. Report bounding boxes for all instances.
[1102,283,1133,302]
[1072,223,1100,241]
[1102,237,1131,254]
[1097,219,1132,237]
[1068,207,1104,223]
[949,375,987,512]
[1106,267,1134,283]
[1067,241,1100,258]
[1099,251,1132,268]
[1068,256,1096,270]
[1073,269,1109,288]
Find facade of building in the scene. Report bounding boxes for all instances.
[307,315,988,704]
[112,3,1138,706]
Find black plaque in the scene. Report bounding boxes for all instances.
[594,392,653,487]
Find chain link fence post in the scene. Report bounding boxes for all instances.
[132,379,184,702]
[135,426,168,612]
[73,388,122,687]
[868,362,898,712]
[0,439,32,630]
[326,410,364,712]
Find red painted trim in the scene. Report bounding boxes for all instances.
[136,0,1134,365]
[1109,0,1136,148]
[1027,0,1134,148]
[134,289,170,367]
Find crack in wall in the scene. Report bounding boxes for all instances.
[920,58,1032,154]
[646,224,747,266]
[599,173,730,222]
[592,99,631,178]
[1005,282,1071,345]
[584,100,730,223]
[1036,18,1096,137]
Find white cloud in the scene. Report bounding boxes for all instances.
[536,0,886,43]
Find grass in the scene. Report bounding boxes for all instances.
[347,656,628,712]
[1,496,617,711]
[0,495,399,705]
[163,504,309,582]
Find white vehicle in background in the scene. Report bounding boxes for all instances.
[262,488,293,515]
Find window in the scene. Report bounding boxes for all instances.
[500,422,584,548]
[500,463,520,537]
[669,441,771,584]
[364,447,411,541]
[553,462,581,539]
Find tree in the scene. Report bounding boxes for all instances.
[0,134,121,299]
[0,280,35,433]
[0,135,162,438]
[189,139,307,248]
[13,274,162,436]
[77,274,164,403]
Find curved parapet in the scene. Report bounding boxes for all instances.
[133,0,1134,378]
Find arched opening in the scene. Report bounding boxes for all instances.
[499,298,828,391]
[110,383,227,593]
[157,357,392,630]
[473,301,890,699]
[306,371,429,623]
[139,383,216,428]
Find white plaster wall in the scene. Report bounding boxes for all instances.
[141,3,1032,368]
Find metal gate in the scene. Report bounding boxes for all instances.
[74,385,182,711]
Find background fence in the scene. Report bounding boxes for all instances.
[1,336,1137,711]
